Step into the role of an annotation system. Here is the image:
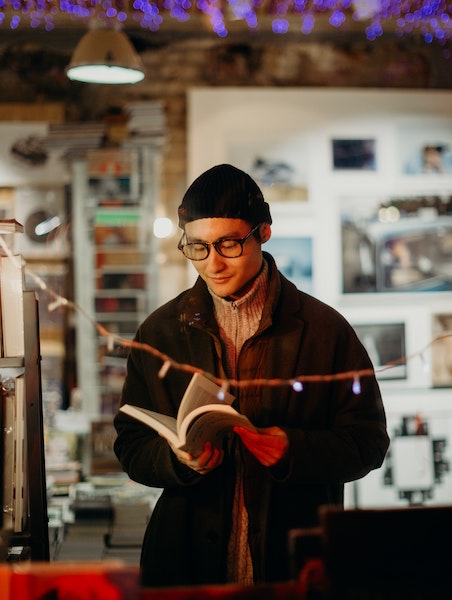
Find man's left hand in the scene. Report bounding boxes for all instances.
[233,426,289,467]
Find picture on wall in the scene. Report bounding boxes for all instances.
[399,122,452,175]
[353,322,407,380]
[332,138,376,171]
[341,194,452,293]
[13,185,70,259]
[265,236,313,294]
[226,135,309,204]
[432,313,452,388]
[349,408,452,509]
[0,123,68,186]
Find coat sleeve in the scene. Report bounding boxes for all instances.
[113,324,203,489]
[271,314,390,486]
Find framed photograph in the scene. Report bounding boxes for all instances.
[225,135,310,205]
[398,121,452,175]
[341,194,452,294]
[13,185,70,259]
[348,405,452,508]
[0,123,69,186]
[265,236,313,294]
[332,138,376,171]
[353,323,407,380]
[432,313,452,387]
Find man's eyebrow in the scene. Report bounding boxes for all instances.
[187,230,244,243]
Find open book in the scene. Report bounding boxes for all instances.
[119,372,256,455]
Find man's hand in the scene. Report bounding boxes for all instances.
[233,426,289,467]
[169,440,224,475]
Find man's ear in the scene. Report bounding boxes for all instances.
[259,223,272,243]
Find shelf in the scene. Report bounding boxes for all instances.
[73,144,161,415]
[0,357,24,368]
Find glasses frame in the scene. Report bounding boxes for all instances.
[178,223,261,261]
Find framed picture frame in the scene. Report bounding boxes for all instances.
[341,193,452,294]
[432,313,452,388]
[332,138,377,171]
[265,236,313,295]
[398,120,452,175]
[13,185,70,259]
[224,134,310,206]
[347,395,452,509]
[352,322,407,380]
[0,123,69,186]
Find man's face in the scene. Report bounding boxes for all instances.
[183,218,266,299]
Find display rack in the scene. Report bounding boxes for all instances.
[1,290,49,561]
[72,143,161,417]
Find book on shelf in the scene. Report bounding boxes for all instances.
[0,219,24,234]
[0,254,25,357]
[1,375,26,532]
[13,375,26,533]
[120,372,256,455]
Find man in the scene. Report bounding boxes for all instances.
[113,163,389,588]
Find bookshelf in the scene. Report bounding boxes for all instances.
[72,143,161,417]
[1,284,49,561]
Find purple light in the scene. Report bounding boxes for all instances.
[329,10,345,28]
[272,18,289,34]
[0,0,449,45]
[301,13,315,34]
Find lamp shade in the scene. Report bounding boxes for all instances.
[66,29,145,84]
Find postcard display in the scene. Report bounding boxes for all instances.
[188,88,452,509]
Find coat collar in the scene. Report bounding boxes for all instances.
[180,252,304,336]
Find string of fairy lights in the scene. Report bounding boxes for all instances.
[1,233,451,399]
[0,1,450,48]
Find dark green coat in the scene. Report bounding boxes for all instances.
[113,253,389,587]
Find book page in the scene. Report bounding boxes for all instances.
[178,403,256,455]
[176,372,235,431]
[119,404,181,449]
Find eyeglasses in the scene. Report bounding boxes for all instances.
[178,224,261,261]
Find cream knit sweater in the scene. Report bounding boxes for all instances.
[210,260,268,584]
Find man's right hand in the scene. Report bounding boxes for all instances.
[169,440,224,475]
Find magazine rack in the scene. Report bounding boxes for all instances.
[0,288,49,561]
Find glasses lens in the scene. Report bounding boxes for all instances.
[183,243,208,260]
[217,240,243,258]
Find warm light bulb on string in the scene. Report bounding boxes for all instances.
[292,380,304,393]
[352,374,361,395]
[158,360,172,379]
[1,235,451,395]
[419,352,430,373]
[48,296,69,312]
[106,334,115,352]
[217,381,230,401]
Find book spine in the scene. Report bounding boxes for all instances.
[0,255,25,357]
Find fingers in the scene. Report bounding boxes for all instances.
[172,440,224,475]
[233,426,289,467]
[195,442,224,473]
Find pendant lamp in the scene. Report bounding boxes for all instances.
[66,28,145,85]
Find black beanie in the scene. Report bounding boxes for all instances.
[178,164,272,228]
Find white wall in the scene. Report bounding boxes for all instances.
[188,88,452,508]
